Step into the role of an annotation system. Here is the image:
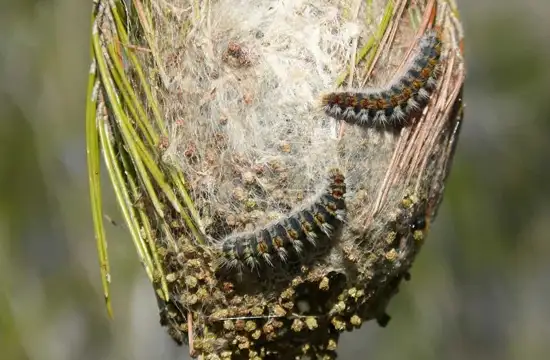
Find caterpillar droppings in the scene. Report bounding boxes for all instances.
[321,28,443,128]
[215,168,346,279]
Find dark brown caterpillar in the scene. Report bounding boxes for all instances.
[215,168,346,278]
[321,28,443,128]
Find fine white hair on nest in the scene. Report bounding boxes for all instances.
[157,0,406,244]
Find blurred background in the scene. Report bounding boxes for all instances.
[1,0,549,359]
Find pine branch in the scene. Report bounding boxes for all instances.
[86,0,465,358]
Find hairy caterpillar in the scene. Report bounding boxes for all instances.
[215,168,346,278]
[321,28,443,128]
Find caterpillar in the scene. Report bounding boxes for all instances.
[321,28,443,128]
[215,168,346,278]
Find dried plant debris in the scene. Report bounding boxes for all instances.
[94,0,465,358]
